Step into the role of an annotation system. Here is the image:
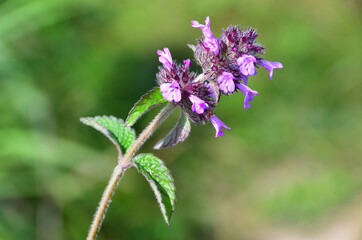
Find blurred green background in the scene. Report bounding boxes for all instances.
[0,0,361,239]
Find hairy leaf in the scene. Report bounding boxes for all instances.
[125,87,170,127]
[154,112,191,149]
[80,116,135,155]
[133,154,175,225]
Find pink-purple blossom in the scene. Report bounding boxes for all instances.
[259,60,283,80]
[210,115,230,137]
[191,16,219,54]
[217,72,235,93]
[237,54,258,76]
[189,95,208,114]
[155,19,283,137]
[191,16,213,38]
[236,82,259,109]
[157,48,173,70]
[203,37,219,55]
[160,80,181,102]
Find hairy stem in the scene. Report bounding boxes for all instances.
[120,103,176,166]
[86,165,124,240]
[86,103,175,240]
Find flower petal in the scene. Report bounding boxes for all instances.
[189,95,208,114]
[191,20,201,28]
[217,72,235,93]
[157,47,173,69]
[160,80,181,102]
[236,82,259,109]
[237,55,257,76]
[259,60,283,80]
[210,115,230,137]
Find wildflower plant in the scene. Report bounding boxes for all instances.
[82,17,282,240]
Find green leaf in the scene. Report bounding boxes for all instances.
[125,87,170,127]
[133,154,176,225]
[80,116,135,156]
[154,112,191,149]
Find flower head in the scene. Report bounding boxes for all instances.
[237,54,257,76]
[220,26,264,56]
[236,82,259,109]
[210,115,230,137]
[156,47,216,124]
[259,60,283,80]
[156,19,283,136]
[217,72,235,93]
[189,95,208,114]
[157,48,173,70]
[160,80,181,102]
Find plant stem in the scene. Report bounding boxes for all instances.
[86,103,175,240]
[120,103,176,166]
[86,165,124,240]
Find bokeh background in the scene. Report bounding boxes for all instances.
[0,0,361,239]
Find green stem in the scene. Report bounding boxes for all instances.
[86,103,175,240]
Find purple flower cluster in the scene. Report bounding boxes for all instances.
[157,17,283,137]
[156,48,216,125]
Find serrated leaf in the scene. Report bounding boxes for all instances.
[154,112,191,149]
[80,116,136,156]
[125,87,170,127]
[133,154,175,225]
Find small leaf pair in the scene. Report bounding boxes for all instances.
[81,115,176,224]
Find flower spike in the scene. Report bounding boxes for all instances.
[84,17,285,239]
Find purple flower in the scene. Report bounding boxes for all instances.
[203,37,219,54]
[259,60,283,80]
[191,16,219,54]
[191,16,213,38]
[160,80,181,102]
[189,95,208,114]
[217,72,235,93]
[157,48,173,69]
[183,59,192,68]
[237,54,257,76]
[210,115,230,137]
[236,82,259,109]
